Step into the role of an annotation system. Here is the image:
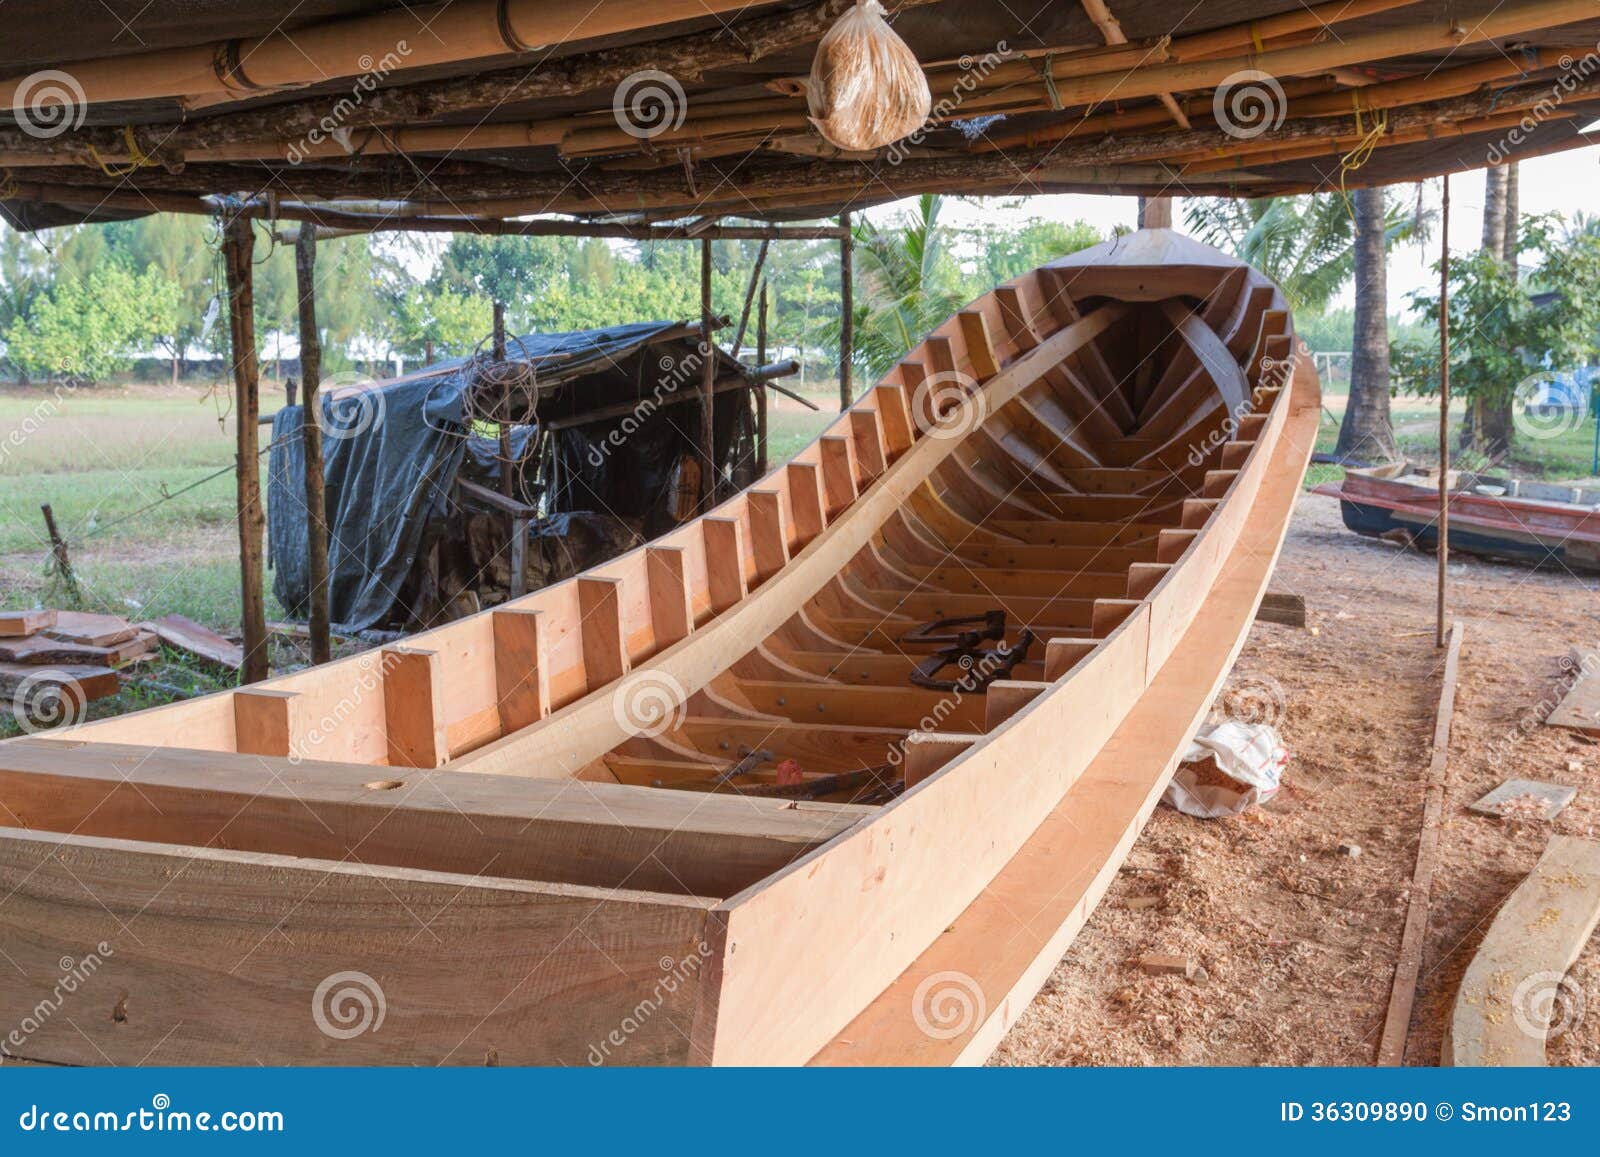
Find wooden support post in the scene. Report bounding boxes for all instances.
[382,646,448,768]
[784,462,825,544]
[293,225,332,666]
[646,546,693,647]
[746,490,790,584]
[871,384,914,457]
[1137,196,1174,228]
[985,680,1048,729]
[700,238,718,507]
[902,731,979,789]
[1377,620,1464,1064]
[1437,173,1451,651]
[731,239,770,358]
[223,215,269,685]
[818,436,858,518]
[233,688,303,758]
[38,502,80,602]
[702,518,748,613]
[577,577,629,688]
[491,607,548,733]
[1043,638,1098,680]
[848,409,887,483]
[494,300,513,501]
[839,210,854,412]
[756,279,769,477]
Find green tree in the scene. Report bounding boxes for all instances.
[1391,215,1600,459]
[5,265,179,382]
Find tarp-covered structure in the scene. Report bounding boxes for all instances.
[268,320,764,633]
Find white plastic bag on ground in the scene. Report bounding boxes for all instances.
[1162,721,1288,819]
[807,0,931,152]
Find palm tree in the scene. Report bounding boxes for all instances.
[1187,191,1429,460]
[847,194,967,378]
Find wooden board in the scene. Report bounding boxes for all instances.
[0,738,865,899]
[1547,646,1600,735]
[1445,835,1600,1066]
[0,826,714,1066]
[0,630,155,668]
[0,662,121,708]
[141,613,244,669]
[44,610,140,648]
[0,609,55,637]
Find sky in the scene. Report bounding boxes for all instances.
[922,141,1600,312]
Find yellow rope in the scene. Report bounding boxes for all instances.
[87,124,158,178]
[1249,22,1265,55]
[0,169,19,200]
[1337,106,1388,213]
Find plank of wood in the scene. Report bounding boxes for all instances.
[1444,835,1600,1066]
[0,737,864,899]
[1376,620,1464,1066]
[0,661,120,706]
[1255,590,1307,628]
[1547,646,1600,736]
[0,826,713,1066]
[43,610,139,648]
[0,609,55,637]
[141,612,244,669]
[0,632,147,668]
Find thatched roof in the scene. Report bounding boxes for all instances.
[2,0,1598,233]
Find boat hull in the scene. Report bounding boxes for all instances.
[0,230,1317,1066]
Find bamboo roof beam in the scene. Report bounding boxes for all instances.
[1079,0,1190,129]
[0,0,761,110]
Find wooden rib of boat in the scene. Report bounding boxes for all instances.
[0,229,1319,1067]
[1313,462,1600,573]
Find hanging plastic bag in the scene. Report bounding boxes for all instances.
[807,0,931,152]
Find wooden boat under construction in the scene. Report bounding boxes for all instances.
[0,230,1319,1067]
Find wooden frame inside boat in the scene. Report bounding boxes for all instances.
[0,229,1320,1067]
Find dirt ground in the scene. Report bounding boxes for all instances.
[993,492,1600,1067]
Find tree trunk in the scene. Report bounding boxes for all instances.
[1482,164,1508,261]
[1336,185,1398,462]
[1502,160,1520,275]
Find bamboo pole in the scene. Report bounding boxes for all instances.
[1042,0,1600,109]
[293,226,332,666]
[731,239,771,359]
[223,216,269,684]
[757,280,770,478]
[0,0,758,109]
[701,239,717,507]
[1437,174,1451,651]
[494,301,513,501]
[1079,0,1189,129]
[840,211,854,413]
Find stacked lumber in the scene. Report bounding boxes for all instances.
[1,609,240,725]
